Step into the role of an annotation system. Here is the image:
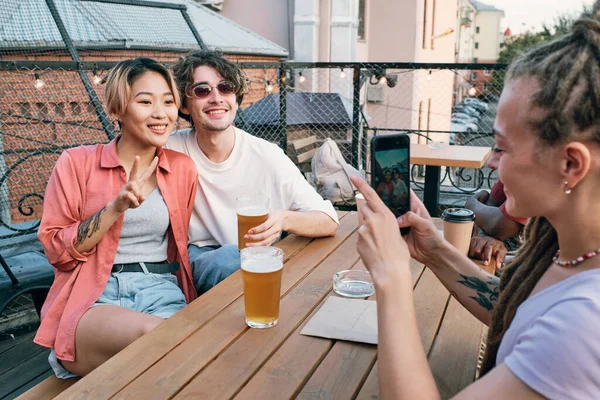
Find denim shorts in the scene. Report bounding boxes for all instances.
[49,271,187,379]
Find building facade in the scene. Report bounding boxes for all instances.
[0,0,287,225]
[219,0,458,144]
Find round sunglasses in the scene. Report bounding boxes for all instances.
[188,81,237,99]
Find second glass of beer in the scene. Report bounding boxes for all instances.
[241,246,284,328]
[237,194,269,249]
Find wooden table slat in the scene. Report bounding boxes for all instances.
[170,230,361,399]
[235,258,428,400]
[356,272,482,400]
[412,269,451,354]
[428,298,484,399]
[233,259,368,400]
[296,341,376,400]
[42,213,485,400]
[55,214,354,400]
[355,360,380,400]
[411,144,492,169]
[109,215,359,400]
[304,267,449,400]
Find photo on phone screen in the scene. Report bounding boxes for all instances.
[370,134,411,234]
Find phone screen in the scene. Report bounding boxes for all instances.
[370,134,410,234]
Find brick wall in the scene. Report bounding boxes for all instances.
[471,60,496,96]
[0,49,281,224]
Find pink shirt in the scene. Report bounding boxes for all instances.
[34,139,198,362]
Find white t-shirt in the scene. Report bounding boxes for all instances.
[497,268,600,399]
[165,128,339,247]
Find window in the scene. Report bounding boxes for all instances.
[358,0,366,41]
[474,42,479,49]
[473,57,478,63]
[483,69,491,76]
[471,72,477,80]
[476,26,480,34]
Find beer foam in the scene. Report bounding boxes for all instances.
[241,259,283,273]
[237,206,268,217]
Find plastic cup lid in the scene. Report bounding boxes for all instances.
[441,207,475,223]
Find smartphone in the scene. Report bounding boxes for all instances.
[370,133,411,235]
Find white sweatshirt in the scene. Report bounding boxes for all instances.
[166,128,339,247]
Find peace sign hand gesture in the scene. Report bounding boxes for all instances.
[112,155,159,213]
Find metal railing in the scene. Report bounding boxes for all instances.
[0,0,508,239]
[0,60,506,239]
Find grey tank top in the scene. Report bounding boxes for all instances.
[113,188,170,263]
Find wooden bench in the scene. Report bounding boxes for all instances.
[287,135,319,179]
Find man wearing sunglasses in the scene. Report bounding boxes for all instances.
[166,50,339,296]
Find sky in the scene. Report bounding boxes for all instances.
[489,0,595,34]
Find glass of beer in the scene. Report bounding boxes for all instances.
[237,194,269,249]
[241,246,284,328]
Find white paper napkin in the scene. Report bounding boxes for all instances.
[300,296,378,345]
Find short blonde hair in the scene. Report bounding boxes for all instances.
[104,57,181,118]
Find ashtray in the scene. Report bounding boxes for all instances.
[427,140,448,149]
[333,270,375,298]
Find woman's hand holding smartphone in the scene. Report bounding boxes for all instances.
[370,133,411,235]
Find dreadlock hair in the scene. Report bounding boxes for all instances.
[480,1,600,375]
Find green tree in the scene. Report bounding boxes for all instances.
[491,7,588,90]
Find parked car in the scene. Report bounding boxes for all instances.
[450,118,477,145]
[453,105,481,119]
[450,118,477,132]
[461,101,487,114]
[451,113,478,125]
[464,97,489,111]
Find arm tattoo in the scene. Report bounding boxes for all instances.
[75,207,106,246]
[456,274,499,311]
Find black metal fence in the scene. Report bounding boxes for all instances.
[0,0,508,333]
[0,61,507,241]
[0,0,508,244]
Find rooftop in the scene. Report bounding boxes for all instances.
[0,0,288,57]
[238,92,352,127]
[469,0,503,13]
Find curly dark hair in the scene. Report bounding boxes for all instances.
[171,49,248,125]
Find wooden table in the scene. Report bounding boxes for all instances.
[23,212,484,400]
[411,144,492,217]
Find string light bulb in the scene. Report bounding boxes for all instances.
[379,76,387,85]
[266,80,273,93]
[468,87,477,97]
[298,71,306,83]
[92,70,103,86]
[33,73,45,90]
[339,68,346,79]
[427,70,432,81]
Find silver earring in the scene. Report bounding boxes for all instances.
[564,181,572,195]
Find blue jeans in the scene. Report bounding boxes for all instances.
[188,244,240,295]
[50,271,186,379]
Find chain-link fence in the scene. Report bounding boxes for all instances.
[0,60,507,239]
[0,0,507,333]
[237,62,505,209]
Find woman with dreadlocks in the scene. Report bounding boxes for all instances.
[351,3,600,399]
